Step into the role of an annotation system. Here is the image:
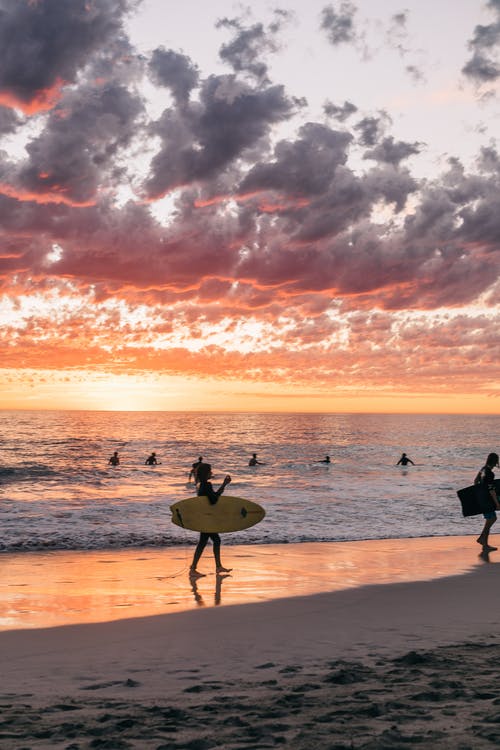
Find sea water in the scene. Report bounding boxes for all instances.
[0,410,497,552]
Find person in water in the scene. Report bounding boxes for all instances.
[145,452,158,465]
[249,453,265,466]
[188,456,203,483]
[190,463,232,577]
[474,452,500,551]
[318,455,331,463]
[397,452,414,466]
[108,451,119,466]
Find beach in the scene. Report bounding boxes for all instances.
[2,535,500,749]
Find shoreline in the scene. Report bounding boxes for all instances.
[0,534,483,631]
[1,535,500,748]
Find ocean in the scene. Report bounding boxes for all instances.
[0,410,497,553]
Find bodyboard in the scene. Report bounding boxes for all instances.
[170,495,266,533]
[457,479,500,517]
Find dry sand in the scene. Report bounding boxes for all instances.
[1,535,500,749]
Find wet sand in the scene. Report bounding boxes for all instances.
[0,535,480,630]
[1,535,500,749]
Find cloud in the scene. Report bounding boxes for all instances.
[143,75,297,200]
[216,11,291,83]
[363,136,423,166]
[323,99,358,121]
[0,76,145,207]
[462,0,500,83]
[148,48,199,103]
[0,0,498,401]
[320,1,357,46]
[0,0,137,113]
[354,114,391,147]
[0,103,21,133]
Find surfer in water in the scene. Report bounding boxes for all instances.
[108,451,119,466]
[396,452,414,466]
[474,452,500,552]
[249,453,265,466]
[189,463,232,577]
[318,455,331,464]
[188,456,203,483]
[145,452,158,465]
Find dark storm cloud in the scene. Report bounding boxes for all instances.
[462,0,500,83]
[0,103,20,133]
[323,99,358,121]
[13,79,145,205]
[240,122,352,198]
[363,136,423,166]
[148,48,199,103]
[144,75,297,199]
[0,0,137,111]
[355,114,390,147]
[0,0,498,324]
[216,14,288,83]
[320,1,357,46]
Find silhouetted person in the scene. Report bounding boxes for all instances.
[397,452,414,466]
[188,456,203,483]
[475,452,500,552]
[190,463,232,577]
[145,452,158,465]
[249,453,265,466]
[108,451,119,466]
[318,455,331,464]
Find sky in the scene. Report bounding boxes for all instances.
[0,0,499,414]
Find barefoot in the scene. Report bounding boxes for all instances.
[216,566,232,574]
[484,544,497,551]
[189,568,206,578]
[477,537,485,545]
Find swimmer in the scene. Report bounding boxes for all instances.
[396,452,414,466]
[249,453,265,466]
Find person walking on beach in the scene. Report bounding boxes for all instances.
[249,453,265,466]
[190,463,232,577]
[474,452,500,551]
[108,451,119,466]
[145,452,158,465]
[397,452,414,466]
[188,456,203,483]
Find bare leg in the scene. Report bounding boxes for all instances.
[212,534,232,573]
[190,533,209,575]
[477,517,497,550]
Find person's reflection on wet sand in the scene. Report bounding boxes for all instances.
[190,573,231,607]
[479,549,492,563]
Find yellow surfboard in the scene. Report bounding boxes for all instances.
[170,495,265,533]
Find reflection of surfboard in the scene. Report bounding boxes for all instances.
[170,496,266,533]
[457,479,500,517]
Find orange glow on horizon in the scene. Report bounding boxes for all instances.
[0,369,497,415]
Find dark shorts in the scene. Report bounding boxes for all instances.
[483,510,497,520]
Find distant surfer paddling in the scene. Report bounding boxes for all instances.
[396,452,414,466]
[145,452,158,465]
[249,453,265,466]
[108,451,119,466]
[474,452,500,552]
[189,463,232,578]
